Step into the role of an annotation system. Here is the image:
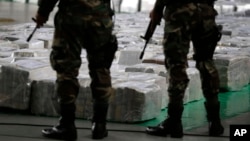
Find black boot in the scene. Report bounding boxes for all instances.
[204,102,224,136]
[42,104,77,141]
[92,102,109,139]
[146,103,184,138]
[92,122,108,139]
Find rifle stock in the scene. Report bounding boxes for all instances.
[140,20,157,59]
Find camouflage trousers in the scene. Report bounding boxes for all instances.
[163,3,221,104]
[50,10,117,105]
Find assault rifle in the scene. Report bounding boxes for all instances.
[139,20,158,59]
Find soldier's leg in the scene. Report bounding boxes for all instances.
[42,14,82,140]
[192,23,224,136]
[146,26,190,138]
[86,35,118,139]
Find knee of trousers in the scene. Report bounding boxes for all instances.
[56,79,80,104]
[196,60,220,95]
[89,68,114,102]
[166,63,189,103]
[92,87,115,103]
[168,79,189,103]
[196,60,218,76]
[50,46,82,73]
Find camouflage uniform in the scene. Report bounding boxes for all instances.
[37,0,117,140]
[146,0,224,138]
[161,0,221,106]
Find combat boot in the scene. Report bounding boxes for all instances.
[42,121,77,141]
[92,122,108,139]
[204,101,224,136]
[92,102,109,139]
[42,103,77,141]
[146,103,184,138]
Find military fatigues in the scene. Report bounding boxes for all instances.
[146,0,224,138]
[38,0,117,140]
[161,0,221,105]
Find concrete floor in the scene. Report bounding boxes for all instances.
[0,1,56,25]
[0,1,249,141]
[0,112,232,141]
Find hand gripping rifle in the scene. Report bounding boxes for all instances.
[139,20,158,59]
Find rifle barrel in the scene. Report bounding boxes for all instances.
[26,17,38,42]
[26,26,37,42]
[139,41,148,59]
[139,20,158,59]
